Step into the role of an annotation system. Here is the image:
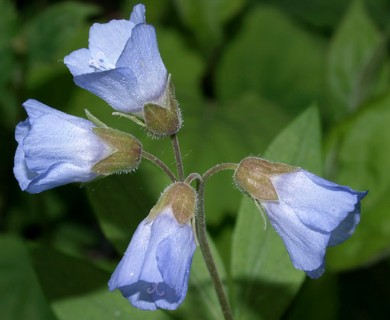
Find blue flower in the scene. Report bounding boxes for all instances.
[261,169,367,278]
[108,207,196,310]
[14,99,113,193]
[64,4,168,114]
[234,157,367,278]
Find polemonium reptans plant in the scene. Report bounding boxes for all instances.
[13,3,367,319]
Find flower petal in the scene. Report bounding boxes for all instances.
[328,196,364,246]
[22,99,93,129]
[262,201,330,277]
[116,24,167,103]
[89,19,136,67]
[64,48,95,76]
[73,68,142,113]
[14,103,113,193]
[24,114,109,173]
[108,220,152,291]
[271,170,359,233]
[156,222,196,309]
[129,4,146,24]
[110,208,193,311]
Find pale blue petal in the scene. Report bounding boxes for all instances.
[110,208,194,311]
[271,170,358,233]
[24,114,110,173]
[130,4,146,24]
[25,162,99,193]
[262,201,330,274]
[64,48,95,76]
[305,263,325,279]
[22,99,92,130]
[117,25,167,102]
[108,220,151,290]
[156,222,196,309]
[13,142,35,191]
[14,103,113,193]
[89,19,135,66]
[328,191,365,246]
[73,68,142,113]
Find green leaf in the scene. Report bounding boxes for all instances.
[30,244,171,320]
[86,172,163,253]
[173,0,245,53]
[26,2,99,64]
[285,274,339,320]
[0,0,18,128]
[326,0,388,119]
[231,107,322,320]
[216,6,326,116]
[325,91,390,271]
[0,235,57,320]
[265,106,322,173]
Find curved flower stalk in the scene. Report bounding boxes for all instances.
[234,157,367,278]
[64,4,168,115]
[14,99,141,193]
[109,182,197,310]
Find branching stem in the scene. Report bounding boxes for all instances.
[171,134,185,181]
[142,150,177,182]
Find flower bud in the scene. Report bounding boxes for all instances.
[234,157,297,201]
[92,127,142,175]
[148,182,197,224]
[143,75,182,137]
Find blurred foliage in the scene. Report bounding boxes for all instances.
[1,0,390,319]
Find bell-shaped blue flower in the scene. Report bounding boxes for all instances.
[262,170,367,278]
[108,207,196,310]
[14,99,114,193]
[64,4,168,114]
[234,157,367,278]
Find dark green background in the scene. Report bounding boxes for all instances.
[1,0,390,319]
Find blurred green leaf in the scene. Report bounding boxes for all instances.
[26,2,99,64]
[285,274,339,320]
[0,0,19,128]
[86,172,163,253]
[326,91,390,270]
[173,0,245,53]
[265,105,322,173]
[326,0,388,120]
[259,0,350,29]
[30,244,171,320]
[216,6,326,116]
[231,107,322,320]
[0,235,57,320]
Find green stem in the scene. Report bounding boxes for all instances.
[171,133,185,181]
[195,162,238,320]
[142,150,177,182]
[196,180,233,320]
[202,163,238,182]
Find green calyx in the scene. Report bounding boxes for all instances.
[92,127,142,175]
[148,182,197,224]
[143,74,182,137]
[234,157,298,201]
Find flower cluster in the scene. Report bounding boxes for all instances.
[13,2,367,314]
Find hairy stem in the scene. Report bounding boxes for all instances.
[195,163,238,320]
[171,134,185,181]
[142,150,177,182]
[196,180,234,320]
